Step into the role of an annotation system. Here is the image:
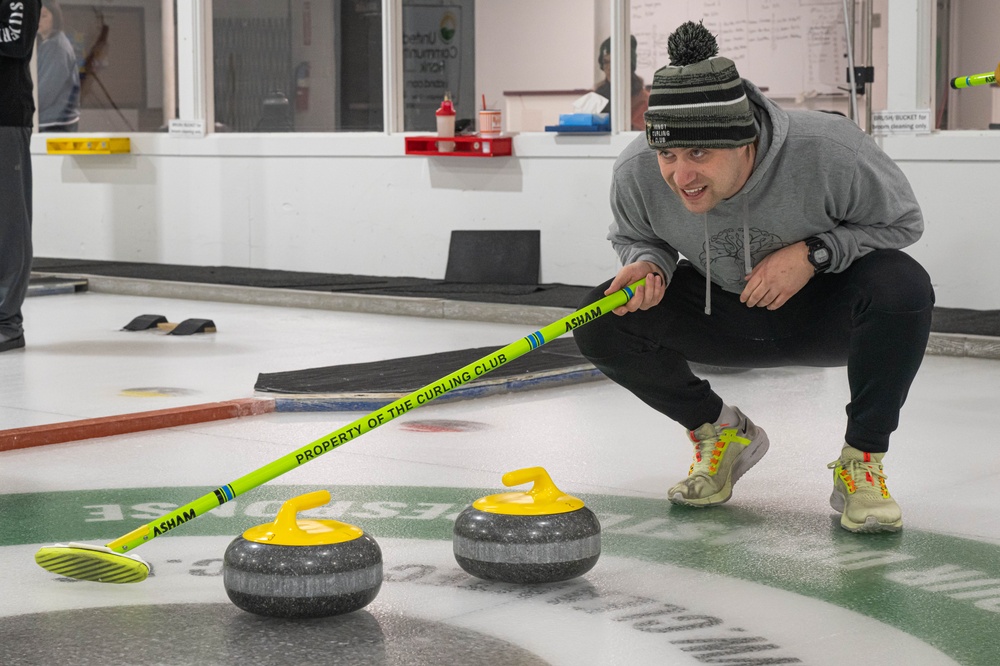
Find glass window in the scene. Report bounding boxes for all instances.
[475,0,610,134]
[35,0,169,133]
[631,2,862,119]
[401,0,474,132]
[935,0,1000,130]
[212,0,384,133]
[478,0,878,134]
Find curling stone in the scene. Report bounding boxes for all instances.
[223,490,382,618]
[453,467,601,584]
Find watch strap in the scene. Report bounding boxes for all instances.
[804,236,832,273]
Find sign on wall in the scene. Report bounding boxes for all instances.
[402,2,475,132]
[872,110,933,135]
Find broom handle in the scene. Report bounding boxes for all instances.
[106,280,644,554]
[949,62,1000,89]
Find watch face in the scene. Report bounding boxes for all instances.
[813,248,830,264]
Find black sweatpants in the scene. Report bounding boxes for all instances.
[0,126,33,340]
[573,250,934,452]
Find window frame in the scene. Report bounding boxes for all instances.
[162,0,636,157]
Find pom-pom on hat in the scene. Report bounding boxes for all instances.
[644,21,756,149]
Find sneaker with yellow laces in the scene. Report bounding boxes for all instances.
[828,444,902,533]
[667,407,769,507]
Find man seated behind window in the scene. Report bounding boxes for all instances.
[594,35,649,131]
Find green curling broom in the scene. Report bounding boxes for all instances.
[950,62,999,89]
[34,280,644,584]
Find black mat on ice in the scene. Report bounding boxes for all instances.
[26,275,88,297]
[31,257,1000,335]
[31,258,589,308]
[931,308,1000,337]
[255,337,589,395]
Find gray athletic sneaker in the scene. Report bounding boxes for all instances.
[668,407,769,507]
[828,444,902,533]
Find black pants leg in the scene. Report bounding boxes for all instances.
[573,250,934,452]
[0,126,33,340]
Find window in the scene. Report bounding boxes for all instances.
[211,0,384,133]
[402,0,473,132]
[476,0,610,133]
[935,0,1000,130]
[35,0,169,133]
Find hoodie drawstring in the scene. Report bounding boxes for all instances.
[702,197,752,317]
[703,214,711,315]
[743,196,752,276]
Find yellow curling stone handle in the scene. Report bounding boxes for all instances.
[472,466,586,515]
[242,490,364,545]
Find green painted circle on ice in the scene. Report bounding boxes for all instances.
[4,485,999,666]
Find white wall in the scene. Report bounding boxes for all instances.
[31,130,1000,310]
[882,134,1000,309]
[30,134,630,287]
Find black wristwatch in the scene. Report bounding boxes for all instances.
[804,236,832,273]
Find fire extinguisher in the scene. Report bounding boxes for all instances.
[295,62,310,112]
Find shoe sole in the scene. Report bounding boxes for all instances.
[829,490,903,533]
[0,335,25,352]
[669,427,770,507]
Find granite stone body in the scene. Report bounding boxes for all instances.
[223,534,383,618]
[453,506,601,584]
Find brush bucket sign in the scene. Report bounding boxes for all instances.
[872,110,933,135]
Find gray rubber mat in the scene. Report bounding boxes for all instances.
[255,338,588,394]
[931,307,1000,337]
[27,275,88,297]
[255,337,603,411]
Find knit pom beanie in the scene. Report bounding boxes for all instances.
[644,21,756,149]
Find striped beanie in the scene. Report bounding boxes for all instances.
[644,21,756,149]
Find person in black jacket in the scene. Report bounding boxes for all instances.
[0,0,40,352]
[594,35,649,131]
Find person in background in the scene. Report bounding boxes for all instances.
[574,21,934,533]
[0,0,40,353]
[37,0,79,132]
[594,35,649,131]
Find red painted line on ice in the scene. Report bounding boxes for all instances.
[0,398,276,452]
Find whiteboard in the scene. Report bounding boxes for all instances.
[630,0,851,99]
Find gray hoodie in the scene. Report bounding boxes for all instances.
[37,29,80,128]
[608,80,923,313]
